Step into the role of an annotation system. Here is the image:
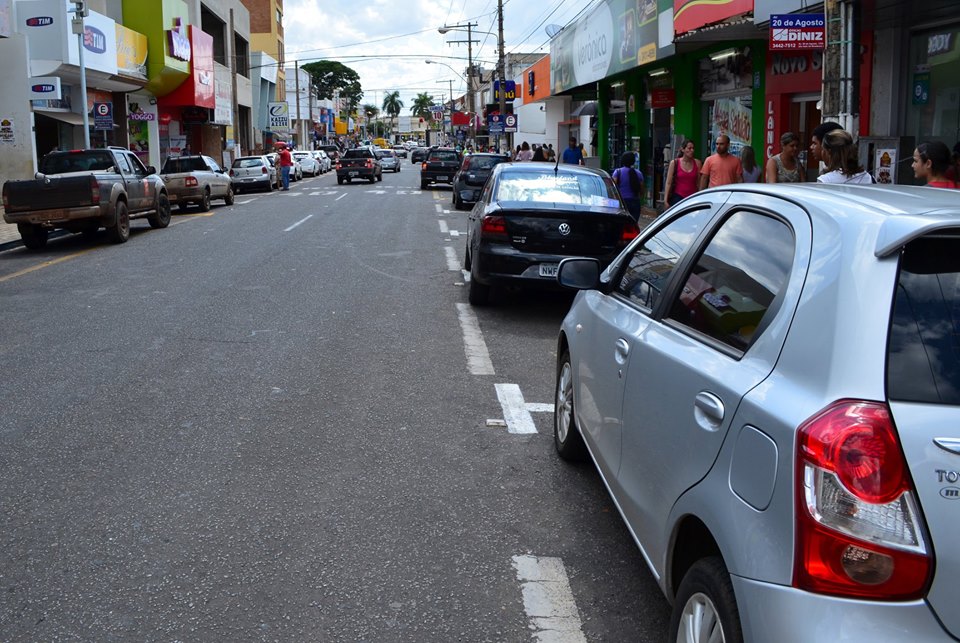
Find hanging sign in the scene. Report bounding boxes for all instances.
[769,14,825,51]
[93,102,113,130]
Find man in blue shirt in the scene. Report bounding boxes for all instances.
[561,137,584,165]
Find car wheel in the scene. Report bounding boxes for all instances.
[199,188,211,211]
[463,241,471,270]
[554,351,588,461]
[224,186,235,205]
[107,200,130,244]
[671,557,743,643]
[468,262,490,306]
[420,181,429,190]
[148,192,171,229]
[369,175,376,184]
[17,223,47,250]
[396,166,401,173]
[338,177,344,185]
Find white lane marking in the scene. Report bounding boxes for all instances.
[444,246,460,271]
[461,269,471,282]
[455,303,494,376]
[512,556,586,643]
[237,199,254,204]
[284,215,313,231]
[439,220,449,234]
[495,384,538,434]
[336,193,347,201]
[435,203,443,213]
[526,403,555,413]
[449,230,460,237]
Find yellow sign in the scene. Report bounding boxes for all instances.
[116,24,148,80]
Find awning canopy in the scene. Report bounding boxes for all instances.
[34,109,85,125]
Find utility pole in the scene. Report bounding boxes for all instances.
[295,61,301,147]
[442,22,478,147]
[71,1,90,148]
[497,0,506,153]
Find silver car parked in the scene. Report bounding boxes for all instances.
[554,184,960,642]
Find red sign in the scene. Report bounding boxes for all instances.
[651,89,676,109]
[674,0,752,36]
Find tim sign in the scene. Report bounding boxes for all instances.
[769,14,825,51]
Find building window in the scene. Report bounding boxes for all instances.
[200,5,227,66]
[235,35,250,77]
[276,9,282,24]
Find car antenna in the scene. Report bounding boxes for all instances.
[554,149,560,175]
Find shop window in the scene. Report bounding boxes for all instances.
[905,27,960,150]
[200,6,227,66]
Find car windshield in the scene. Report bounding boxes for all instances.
[39,151,115,174]
[888,236,960,404]
[162,157,207,173]
[494,171,620,207]
[233,158,264,168]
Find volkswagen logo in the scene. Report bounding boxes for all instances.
[558,223,571,236]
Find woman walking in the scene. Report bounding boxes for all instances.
[912,141,957,188]
[816,129,874,184]
[765,132,804,183]
[741,146,762,182]
[613,152,645,222]
[662,139,701,207]
[516,141,533,161]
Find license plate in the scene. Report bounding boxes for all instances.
[539,263,559,278]
[242,177,256,182]
[437,175,448,181]
[349,171,358,177]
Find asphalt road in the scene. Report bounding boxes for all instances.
[0,164,672,642]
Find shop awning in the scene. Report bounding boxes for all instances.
[34,109,85,125]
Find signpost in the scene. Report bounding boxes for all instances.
[93,102,112,130]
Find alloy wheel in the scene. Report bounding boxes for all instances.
[556,361,573,443]
[677,592,725,643]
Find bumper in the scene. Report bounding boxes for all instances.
[167,187,204,202]
[3,205,104,226]
[232,177,271,190]
[731,576,947,642]
[422,172,454,184]
[473,245,610,290]
[337,168,375,179]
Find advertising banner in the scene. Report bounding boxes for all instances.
[268,101,290,132]
[493,80,516,102]
[212,65,233,125]
[768,14,825,50]
[674,0,752,36]
[550,0,672,94]
[64,7,119,75]
[712,98,752,150]
[29,76,61,99]
[115,23,148,79]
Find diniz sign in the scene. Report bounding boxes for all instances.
[768,14,825,51]
[167,17,191,62]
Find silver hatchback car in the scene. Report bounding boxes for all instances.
[554,184,960,642]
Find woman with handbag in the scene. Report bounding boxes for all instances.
[613,152,645,222]
[662,139,700,207]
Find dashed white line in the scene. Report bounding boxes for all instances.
[439,220,450,234]
[512,555,586,643]
[455,303,495,376]
[284,215,313,231]
[495,383,540,434]
[449,230,460,237]
[237,199,254,204]
[444,246,460,271]
[336,193,347,201]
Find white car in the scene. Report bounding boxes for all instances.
[313,150,331,173]
[293,151,321,177]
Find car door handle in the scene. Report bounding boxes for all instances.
[694,391,725,431]
[614,338,630,364]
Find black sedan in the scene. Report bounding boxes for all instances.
[452,153,511,210]
[464,163,640,305]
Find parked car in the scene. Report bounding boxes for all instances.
[2,148,171,248]
[411,147,430,164]
[230,155,277,193]
[313,150,331,173]
[392,145,408,159]
[464,162,638,305]
[452,153,510,210]
[293,151,321,177]
[379,149,401,173]
[336,147,382,184]
[320,145,341,165]
[266,153,302,182]
[420,148,462,189]
[552,183,960,642]
[160,154,234,211]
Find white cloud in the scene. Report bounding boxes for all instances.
[282,0,592,114]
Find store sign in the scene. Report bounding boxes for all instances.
[651,88,675,108]
[550,0,672,94]
[212,66,233,126]
[61,6,118,76]
[268,101,290,131]
[928,33,954,57]
[769,14,825,50]
[493,80,516,102]
[83,25,107,54]
[115,24,148,80]
[167,17,191,62]
[29,76,61,99]
[25,16,54,27]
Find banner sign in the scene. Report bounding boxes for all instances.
[29,76,61,100]
[493,80,516,102]
[674,0,752,36]
[769,13,825,50]
[268,102,290,131]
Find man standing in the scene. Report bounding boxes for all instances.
[699,134,742,190]
[278,143,293,191]
[561,137,584,165]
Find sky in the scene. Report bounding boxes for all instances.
[283,0,595,116]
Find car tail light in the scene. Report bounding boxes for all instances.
[184,176,198,187]
[620,220,640,245]
[480,215,508,239]
[89,175,100,204]
[229,169,235,177]
[365,159,373,168]
[261,166,268,175]
[336,163,342,170]
[422,162,428,171]
[794,400,931,600]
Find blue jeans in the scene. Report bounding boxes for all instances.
[281,166,290,189]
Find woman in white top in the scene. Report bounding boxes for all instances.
[515,141,534,162]
[816,129,874,184]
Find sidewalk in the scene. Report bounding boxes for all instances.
[0,206,24,250]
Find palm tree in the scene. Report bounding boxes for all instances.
[361,104,379,140]
[411,92,435,122]
[381,91,403,139]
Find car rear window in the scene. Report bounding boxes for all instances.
[429,151,460,162]
[162,157,206,173]
[888,236,960,404]
[469,156,507,170]
[381,150,395,157]
[495,171,620,207]
[39,151,115,174]
[233,158,264,168]
[343,149,373,159]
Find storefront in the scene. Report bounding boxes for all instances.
[696,46,764,161]
[904,23,960,152]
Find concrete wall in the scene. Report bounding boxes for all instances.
[0,33,37,183]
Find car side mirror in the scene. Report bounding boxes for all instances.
[557,258,602,290]
[146,166,157,174]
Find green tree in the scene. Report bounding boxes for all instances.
[381,91,403,138]
[301,60,363,115]
[361,104,379,139]
[410,92,435,122]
